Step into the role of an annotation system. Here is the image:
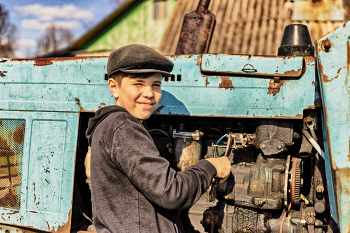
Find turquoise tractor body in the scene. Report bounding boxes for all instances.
[0,22,349,232]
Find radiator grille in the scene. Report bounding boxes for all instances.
[0,119,25,209]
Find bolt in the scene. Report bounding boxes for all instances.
[324,41,331,52]
[307,216,315,224]
[257,200,266,206]
[261,144,266,149]
[316,186,324,193]
[277,145,282,150]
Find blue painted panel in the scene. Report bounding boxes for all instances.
[158,55,316,118]
[316,21,350,232]
[0,111,78,232]
[201,54,303,77]
[0,58,113,112]
[0,55,316,118]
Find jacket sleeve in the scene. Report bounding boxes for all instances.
[110,119,217,210]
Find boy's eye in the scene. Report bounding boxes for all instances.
[153,83,161,87]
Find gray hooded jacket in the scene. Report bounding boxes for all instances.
[86,105,217,233]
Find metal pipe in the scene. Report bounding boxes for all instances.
[197,0,211,12]
[302,130,325,159]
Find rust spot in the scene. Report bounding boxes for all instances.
[7,210,19,215]
[1,216,4,221]
[86,78,91,83]
[304,56,315,65]
[344,23,347,28]
[194,56,201,67]
[75,97,84,111]
[52,209,72,233]
[312,81,315,86]
[320,38,332,52]
[45,178,50,184]
[348,140,350,162]
[98,106,102,109]
[323,67,342,83]
[0,71,7,77]
[318,61,329,83]
[205,77,209,87]
[34,59,53,66]
[282,68,303,77]
[13,127,24,144]
[153,105,165,114]
[219,76,234,90]
[267,79,281,96]
[100,103,106,106]
[13,56,105,62]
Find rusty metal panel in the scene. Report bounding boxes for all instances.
[0,111,79,232]
[316,21,350,232]
[157,55,317,118]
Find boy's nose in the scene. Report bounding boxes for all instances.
[142,86,154,98]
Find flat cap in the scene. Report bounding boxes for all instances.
[107,44,174,77]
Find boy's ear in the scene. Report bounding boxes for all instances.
[108,78,119,99]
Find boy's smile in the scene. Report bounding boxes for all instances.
[109,73,162,120]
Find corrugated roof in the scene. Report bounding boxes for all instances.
[160,0,347,55]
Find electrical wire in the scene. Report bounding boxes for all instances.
[215,134,228,157]
[280,202,292,233]
[149,129,172,143]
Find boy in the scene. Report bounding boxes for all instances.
[86,44,231,233]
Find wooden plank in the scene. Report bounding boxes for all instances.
[241,0,256,54]
[265,0,278,55]
[257,0,270,55]
[225,0,242,54]
[209,0,228,53]
[248,0,263,55]
[274,0,285,54]
[216,0,235,53]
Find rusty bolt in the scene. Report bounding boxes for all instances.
[261,144,266,149]
[316,186,324,193]
[277,145,282,150]
[307,216,315,225]
[324,41,331,52]
[257,199,266,206]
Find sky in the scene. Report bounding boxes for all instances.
[1,0,123,58]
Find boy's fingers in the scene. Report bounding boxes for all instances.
[206,157,232,179]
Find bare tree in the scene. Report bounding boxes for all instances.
[0,4,16,57]
[37,24,73,56]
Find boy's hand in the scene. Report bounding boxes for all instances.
[205,157,231,181]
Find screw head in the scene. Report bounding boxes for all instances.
[277,145,282,150]
[261,144,266,149]
[316,186,324,193]
[324,41,331,52]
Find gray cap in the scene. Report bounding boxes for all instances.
[107,44,174,77]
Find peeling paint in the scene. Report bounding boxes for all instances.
[75,98,84,111]
[267,79,284,96]
[153,105,165,114]
[0,71,7,77]
[219,76,234,90]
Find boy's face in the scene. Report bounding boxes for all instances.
[108,73,162,120]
